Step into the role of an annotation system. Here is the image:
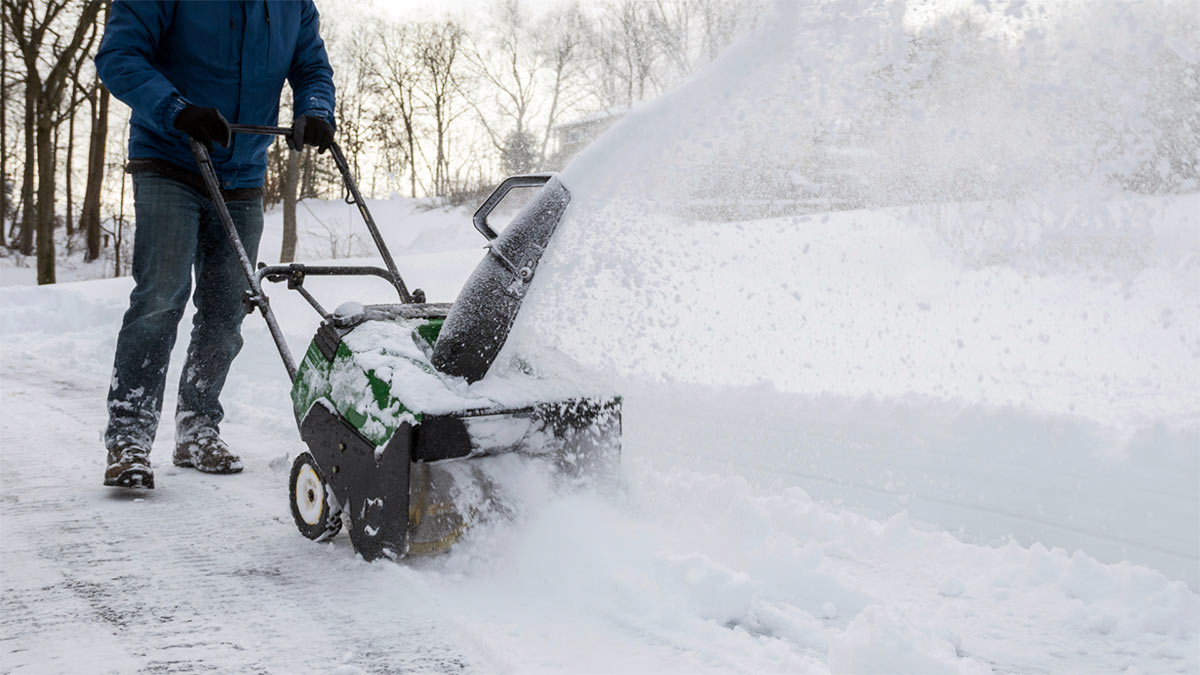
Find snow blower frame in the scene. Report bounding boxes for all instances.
[190,125,620,561]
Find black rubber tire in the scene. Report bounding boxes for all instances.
[289,452,342,541]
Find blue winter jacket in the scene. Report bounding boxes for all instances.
[95,0,336,189]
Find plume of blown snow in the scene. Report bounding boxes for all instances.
[495,0,1200,430]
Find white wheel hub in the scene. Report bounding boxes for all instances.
[294,464,325,526]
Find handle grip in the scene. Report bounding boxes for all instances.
[472,173,553,240]
[228,123,293,136]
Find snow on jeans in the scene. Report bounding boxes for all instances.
[105,172,263,450]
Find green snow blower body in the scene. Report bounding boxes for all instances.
[288,304,620,560]
[189,126,620,562]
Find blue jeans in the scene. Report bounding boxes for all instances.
[105,172,264,449]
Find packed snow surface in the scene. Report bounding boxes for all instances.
[2,0,1199,672]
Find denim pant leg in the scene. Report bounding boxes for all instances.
[175,194,264,440]
[106,174,205,448]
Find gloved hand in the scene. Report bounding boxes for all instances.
[290,114,335,154]
[173,106,231,153]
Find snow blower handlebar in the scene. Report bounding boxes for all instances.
[224,125,414,305]
[188,124,420,382]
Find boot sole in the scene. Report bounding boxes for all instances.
[104,468,155,489]
[173,457,244,474]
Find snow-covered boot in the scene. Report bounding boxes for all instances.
[104,441,154,489]
[174,429,244,474]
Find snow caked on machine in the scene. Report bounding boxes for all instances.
[190,125,620,561]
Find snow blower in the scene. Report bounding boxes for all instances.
[190,125,620,561]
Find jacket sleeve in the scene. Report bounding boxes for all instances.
[94,0,191,137]
[288,1,337,129]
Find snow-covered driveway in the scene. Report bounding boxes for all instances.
[0,242,1196,672]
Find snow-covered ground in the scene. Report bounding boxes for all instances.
[1,189,1196,673]
[0,236,116,287]
[3,0,1199,671]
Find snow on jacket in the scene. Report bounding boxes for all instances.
[95,0,336,189]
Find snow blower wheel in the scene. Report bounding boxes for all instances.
[290,452,342,541]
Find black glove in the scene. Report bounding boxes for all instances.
[173,106,231,153]
[290,114,334,154]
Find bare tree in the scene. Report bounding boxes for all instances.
[1,12,8,240]
[61,17,98,246]
[696,0,747,61]
[80,75,106,261]
[333,35,376,189]
[62,77,74,238]
[0,0,757,268]
[370,24,422,197]
[415,20,466,197]
[533,3,591,162]
[112,140,126,277]
[279,148,299,262]
[13,19,35,254]
[463,0,541,157]
[80,1,109,264]
[107,113,129,277]
[649,0,696,81]
[586,1,659,109]
[3,0,103,283]
[74,0,107,263]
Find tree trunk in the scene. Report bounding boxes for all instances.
[52,112,59,223]
[1,16,8,241]
[35,95,58,285]
[8,191,21,243]
[18,77,36,255]
[263,140,278,206]
[434,107,445,195]
[280,148,299,262]
[81,82,108,262]
[65,83,76,239]
[35,102,56,284]
[300,148,315,198]
[115,147,127,278]
[406,116,417,198]
[83,1,110,260]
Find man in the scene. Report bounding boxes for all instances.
[95,0,336,489]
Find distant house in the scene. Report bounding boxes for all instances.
[546,108,626,169]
